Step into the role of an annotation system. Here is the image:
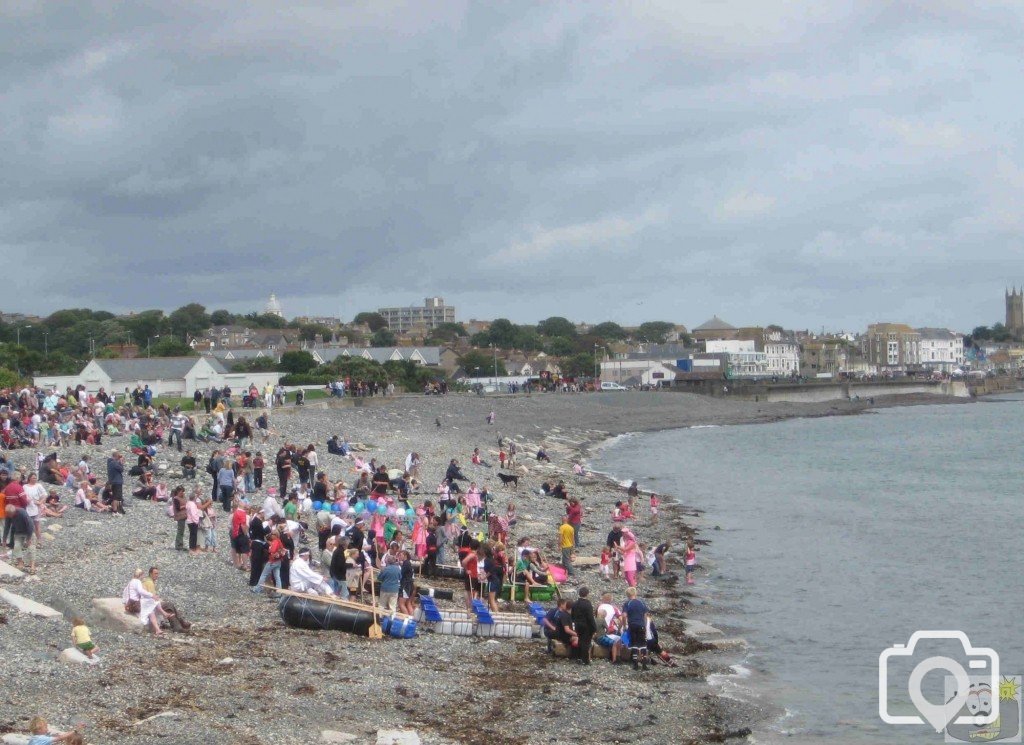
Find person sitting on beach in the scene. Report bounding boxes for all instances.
[327,435,349,456]
[549,480,567,500]
[536,447,551,463]
[445,459,469,484]
[289,547,334,596]
[595,593,625,664]
[515,550,546,598]
[471,447,489,467]
[124,568,173,635]
[75,482,109,512]
[26,716,84,745]
[572,462,586,477]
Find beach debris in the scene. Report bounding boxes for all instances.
[132,711,182,726]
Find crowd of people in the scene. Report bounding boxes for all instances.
[4,381,691,739]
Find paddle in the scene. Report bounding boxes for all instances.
[368,569,383,639]
[270,587,412,620]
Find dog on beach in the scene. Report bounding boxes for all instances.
[497,473,519,488]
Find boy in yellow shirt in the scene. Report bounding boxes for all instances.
[70,617,97,659]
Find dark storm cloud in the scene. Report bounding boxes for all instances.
[2,1,1023,331]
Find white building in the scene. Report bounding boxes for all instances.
[35,357,282,398]
[916,328,964,373]
[705,340,769,377]
[264,294,284,318]
[762,330,801,376]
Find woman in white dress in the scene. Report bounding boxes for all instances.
[123,569,171,635]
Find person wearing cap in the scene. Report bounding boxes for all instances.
[289,548,333,596]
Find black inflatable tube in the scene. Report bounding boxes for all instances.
[278,594,375,635]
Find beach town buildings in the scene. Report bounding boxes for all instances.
[705,339,769,377]
[916,328,965,373]
[800,339,850,376]
[862,323,921,371]
[378,297,456,333]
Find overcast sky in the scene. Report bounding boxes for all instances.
[3,2,1023,332]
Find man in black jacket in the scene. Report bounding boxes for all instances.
[106,450,125,514]
[571,587,598,664]
[329,539,350,598]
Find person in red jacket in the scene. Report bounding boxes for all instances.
[566,497,583,548]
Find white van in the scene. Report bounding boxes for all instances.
[600,381,628,391]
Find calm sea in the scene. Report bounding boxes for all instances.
[593,395,1024,744]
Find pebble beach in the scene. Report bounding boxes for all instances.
[0,389,965,744]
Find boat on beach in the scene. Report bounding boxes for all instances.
[277,591,417,638]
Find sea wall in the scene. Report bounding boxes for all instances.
[671,378,977,403]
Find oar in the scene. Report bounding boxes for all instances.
[270,587,412,620]
[368,569,383,639]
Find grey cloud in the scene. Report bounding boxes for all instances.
[1,2,1022,330]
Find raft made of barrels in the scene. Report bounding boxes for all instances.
[413,563,466,581]
[277,591,417,638]
[413,607,537,639]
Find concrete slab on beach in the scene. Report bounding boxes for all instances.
[0,559,25,580]
[92,597,142,631]
[0,588,62,618]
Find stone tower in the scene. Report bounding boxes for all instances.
[1006,288,1024,333]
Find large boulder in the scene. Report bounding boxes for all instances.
[92,597,142,632]
[59,647,100,665]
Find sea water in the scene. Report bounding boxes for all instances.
[593,395,1024,744]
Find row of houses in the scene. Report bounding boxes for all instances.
[597,318,968,385]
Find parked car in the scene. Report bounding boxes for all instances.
[600,381,628,391]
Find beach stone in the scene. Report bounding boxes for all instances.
[46,523,63,533]
[321,731,359,743]
[0,589,62,618]
[574,556,600,566]
[92,597,141,631]
[376,730,420,745]
[707,637,748,649]
[0,560,25,579]
[684,619,723,637]
[59,647,100,665]
[2,735,31,745]
[83,520,102,525]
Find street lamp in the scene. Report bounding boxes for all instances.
[148,335,160,357]
[490,343,497,386]
[43,332,49,356]
[593,343,600,384]
[16,324,31,346]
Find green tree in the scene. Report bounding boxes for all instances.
[150,337,196,357]
[242,312,286,328]
[487,319,518,348]
[431,322,468,341]
[210,309,234,326]
[121,310,168,343]
[371,329,397,347]
[590,321,627,340]
[458,350,507,377]
[560,352,597,378]
[637,321,675,344]
[544,336,577,356]
[537,316,577,338]
[298,324,333,342]
[280,350,317,374]
[168,303,211,340]
[0,367,24,388]
[354,312,388,331]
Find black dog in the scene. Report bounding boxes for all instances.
[497,473,519,488]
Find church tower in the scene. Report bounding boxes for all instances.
[1006,288,1023,333]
